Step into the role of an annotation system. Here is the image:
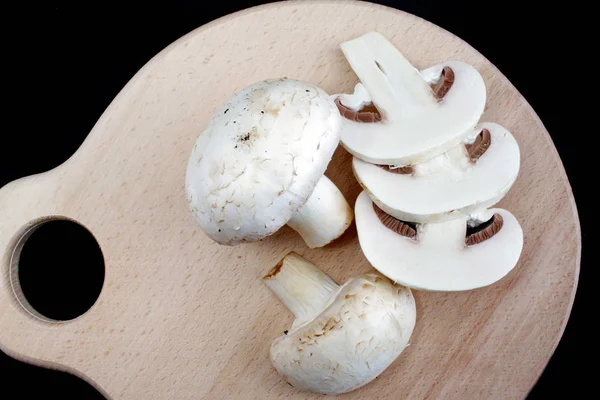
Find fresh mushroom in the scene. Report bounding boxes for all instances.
[336,31,486,165]
[354,191,523,291]
[263,252,416,394]
[186,78,353,248]
[353,122,521,223]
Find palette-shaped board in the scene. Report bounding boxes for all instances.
[0,1,580,399]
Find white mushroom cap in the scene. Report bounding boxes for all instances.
[264,252,416,394]
[186,79,352,247]
[353,122,521,223]
[355,191,523,291]
[337,31,486,165]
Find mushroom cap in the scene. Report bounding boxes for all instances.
[353,122,521,223]
[270,273,416,395]
[186,79,341,245]
[355,191,523,291]
[338,32,486,165]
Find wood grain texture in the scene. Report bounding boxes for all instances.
[0,1,581,399]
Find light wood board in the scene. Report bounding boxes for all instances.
[0,1,581,399]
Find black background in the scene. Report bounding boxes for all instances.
[1,1,587,398]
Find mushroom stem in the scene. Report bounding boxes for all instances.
[409,128,491,176]
[412,142,471,176]
[286,176,353,248]
[340,32,434,120]
[418,217,466,250]
[263,252,339,328]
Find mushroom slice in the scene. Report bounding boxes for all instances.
[336,31,486,165]
[263,252,416,395]
[353,122,520,223]
[186,78,353,248]
[355,191,523,291]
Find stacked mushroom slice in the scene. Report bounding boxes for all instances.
[353,122,521,223]
[355,194,523,291]
[337,32,524,291]
[337,31,486,165]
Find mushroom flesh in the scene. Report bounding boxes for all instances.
[353,122,520,223]
[336,31,486,166]
[354,191,523,291]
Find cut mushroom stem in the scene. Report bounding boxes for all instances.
[286,176,353,248]
[263,252,339,329]
[411,128,491,176]
[417,214,470,250]
[340,35,435,120]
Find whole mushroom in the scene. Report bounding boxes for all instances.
[186,78,353,248]
[336,31,486,166]
[263,252,416,395]
[353,122,521,223]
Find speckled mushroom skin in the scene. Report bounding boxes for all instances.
[271,273,416,394]
[186,79,346,246]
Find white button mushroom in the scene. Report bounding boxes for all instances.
[263,252,416,395]
[353,122,521,223]
[354,191,523,291]
[336,31,486,166]
[186,79,353,248]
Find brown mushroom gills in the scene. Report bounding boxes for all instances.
[465,213,503,246]
[373,203,417,239]
[374,202,504,245]
[465,128,491,163]
[430,66,455,100]
[335,98,382,123]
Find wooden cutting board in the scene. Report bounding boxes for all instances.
[0,1,581,399]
